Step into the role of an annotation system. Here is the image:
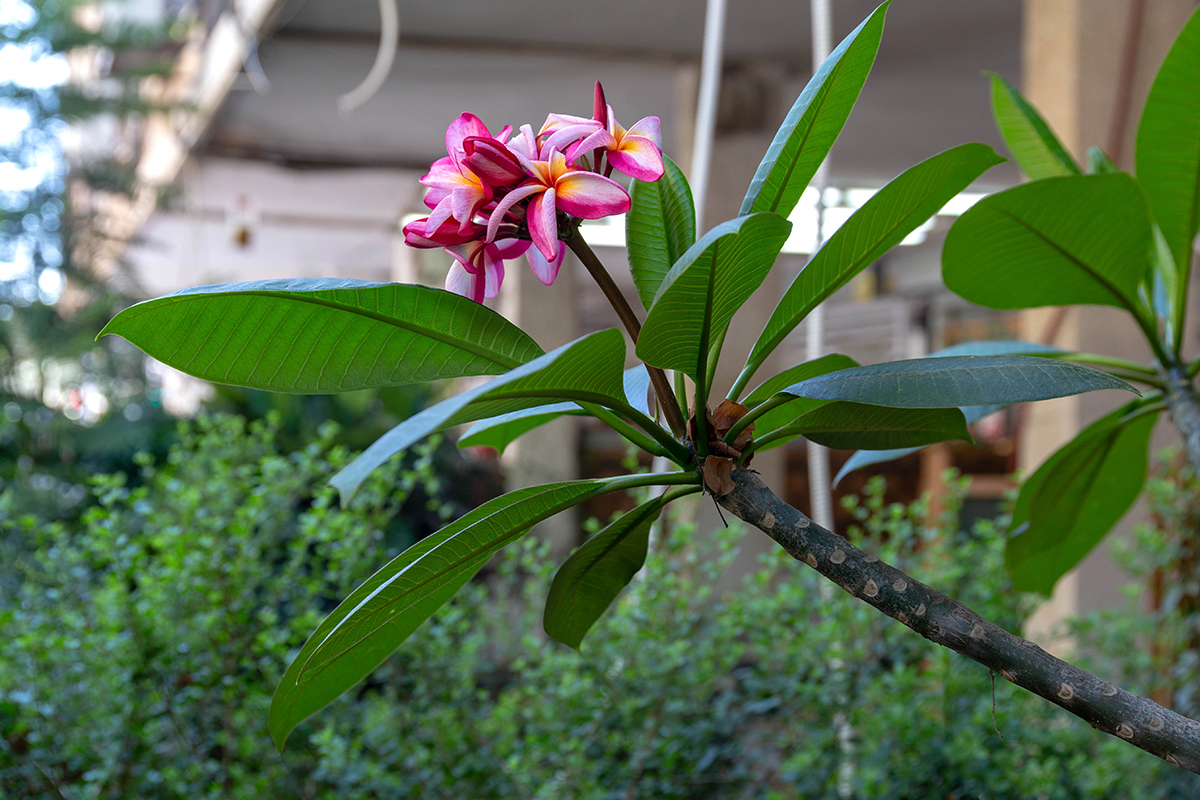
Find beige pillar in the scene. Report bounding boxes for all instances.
[1021,0,1195,647]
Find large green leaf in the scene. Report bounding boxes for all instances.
[740,354,857,441]
[270,473,687,751]
[752,402,970,453]
[781,355,1134,408]
[1136,5,1200,280]
[831,340,1068,485]
[739,144,1004,388]
[543,492,681,650]
[740,1,890,217]
[988,72,1080,180]
[1007,402,1158,595]
[637,213,791,379]
[99,279,544,392]
[332,329,629,500]
[627,155,697,310]
[942,174,1153,313]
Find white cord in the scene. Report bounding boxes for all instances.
[691,0,727,229]
[338,0,399,114]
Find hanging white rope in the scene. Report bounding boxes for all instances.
[806,0,835,534]
[338,0,400,114]
[690,0,727,229]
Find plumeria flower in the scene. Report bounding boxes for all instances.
[420,113,512,236]
[407,93,663,303]
[489,147,630,265]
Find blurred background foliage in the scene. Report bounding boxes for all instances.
[3,413,1200,799]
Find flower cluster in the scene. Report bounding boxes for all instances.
[404,83,664,302]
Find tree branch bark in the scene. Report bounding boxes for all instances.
[719,464,1200,773]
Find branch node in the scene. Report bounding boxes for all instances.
[1057,683,1076,701]
[969,623,987,640]
[863,579,879,598]
[830,549,846,564]
[892,578,907,592]
[1117,723,1135,739]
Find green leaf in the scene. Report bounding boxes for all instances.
[270,477,636,751]
[544,495,669,650]
[637,213,791,379]
[458,403,586,454]
[988,72,1080,180]
[1007,402,1158,595]
[782,355,1135,408]
[1136,5,1200,278]
[942,174,1153,314]
[740,144,1005,386]
[98,279,544,392]
[740,1,891,217]
[627,155,697,310]
[624,366,653,417]
[742,354,858,440]
[754,402,970,453]
[831,340,1067,485]
[332,329,628,501]
[831,404,1007,485]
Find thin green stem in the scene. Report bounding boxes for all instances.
[728,362,757,403]
[674,370,689,422]
[599,469,700,493]
[705,326,728,398]
[693,241,718,459]
[603,400,692,464]
[579,402,668,458]
[566,231,687,438]
[1042,351,1158,376]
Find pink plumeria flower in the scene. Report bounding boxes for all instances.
[445,238,529,303]
[421,113,513,235]
[547,83,664,181]
[489,147,630,264]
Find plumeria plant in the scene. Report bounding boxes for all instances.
[837,5,1200,607]
[100,1,1200,771]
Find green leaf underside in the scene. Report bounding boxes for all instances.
[831,340,1065,484]
[638,213,792,378]
[624,366,653,417]
[458,403,586,454]
[331,329,627,501]
[942,174,1153,313]
[743,354,858,440]
[757,402,971,452]
[834,403,1010,484]
[782,355,1134,408]
[627,155,697,310]
[988,72,1080,180]
[1007,403,1157,595]
[740,1,890,218]
[745,144,1005,376]
[1136,5,1200,278]
[544,496,669,650]
[99,279,544,393]
[270,479,622,752]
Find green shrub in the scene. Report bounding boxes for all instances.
[2,421,1196,798]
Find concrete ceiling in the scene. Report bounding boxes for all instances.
[204,0,1023,189]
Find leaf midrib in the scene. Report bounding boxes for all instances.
[113,289,534,371]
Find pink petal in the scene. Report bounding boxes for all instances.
[446,240,486,273]
[542,121,603,156]
[445,261,486,303]
[464,137,526,185]
[446,113,491,157]
[507,124,540,162]
[480,250,506,298]
[450,184,490,230]
[526,240,565,285]
[607,136,664,182]
[553,171,631,218]
[486,183,544,242]
[593,82,607,124]
[625,115,662,148]
[405,218,478,248]
[540,112,594,135]
[566,128,617,163]
[424,195,456,235]
[527,189,559,260]
[489,238,530,260]
[495,125,513,143]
